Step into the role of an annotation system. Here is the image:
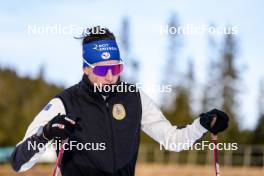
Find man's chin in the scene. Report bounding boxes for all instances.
[102,83,116,87]
[100,81,118,85]
[93,82,116,87]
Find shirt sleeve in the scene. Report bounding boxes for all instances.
[10,98,66,172]
[140,90,208,152]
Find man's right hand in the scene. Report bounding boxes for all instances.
[43,113,81,140]
[199,109,229,135]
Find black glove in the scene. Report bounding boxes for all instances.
[43,113,81,140]
[199,109,229,135]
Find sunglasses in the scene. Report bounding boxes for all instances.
[83,59,124,77]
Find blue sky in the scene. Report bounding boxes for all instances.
[0,0,263,129]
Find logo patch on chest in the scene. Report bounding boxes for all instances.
[112,104,126,120]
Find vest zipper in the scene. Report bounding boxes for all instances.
[105,101,116,172]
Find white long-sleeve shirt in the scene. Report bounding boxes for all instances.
[10,90,207,172]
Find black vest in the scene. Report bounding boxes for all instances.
[56,76,142,174]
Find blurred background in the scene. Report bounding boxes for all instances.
[0,0,264,175]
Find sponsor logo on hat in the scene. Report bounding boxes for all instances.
[93,44,117,51]
[101,52,111,59]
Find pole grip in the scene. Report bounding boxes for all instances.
[210,116,218,140]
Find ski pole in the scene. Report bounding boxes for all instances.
[52,138,68,176]
[211,117,220,176]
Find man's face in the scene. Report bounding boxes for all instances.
[83,60,121,85]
